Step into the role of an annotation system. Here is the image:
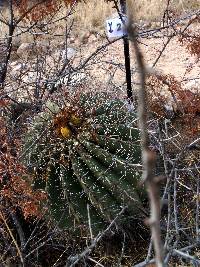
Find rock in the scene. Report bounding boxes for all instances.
[139,20,153,29]
[96,30,105,39]
[88,34,97,43]
[16,43,34,60]
[10,61,24,72]
[65,47,76,60]
[108,12,122,20]
[69,37,75,44]
[184,80,200,91]
[143,21,152,29]
[74,38,80,46]
[151,21,161,28]
[54,47,76,61]
[10,61,19,68]
[16,42,50,60]
[80,32,90,44]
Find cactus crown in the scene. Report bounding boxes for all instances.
[23,93,145,230]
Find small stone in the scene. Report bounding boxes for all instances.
[62,47,76,60]
[69,37,75,44]
[16,43,34,59]
[88,34,97,43]
[151,21,160,28]
[80,32,90,44]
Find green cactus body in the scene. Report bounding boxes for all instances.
[22,94,146,230]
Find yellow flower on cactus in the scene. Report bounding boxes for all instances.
[60,126,72,139]
[70,114,82,126]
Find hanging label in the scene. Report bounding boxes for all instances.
[106,16,127,39]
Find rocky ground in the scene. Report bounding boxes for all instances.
[74,22,200,92]
[2,18,199,107]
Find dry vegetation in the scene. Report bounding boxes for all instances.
[0,0,200,266]
[73,0,199,31]
[1,0,199,41]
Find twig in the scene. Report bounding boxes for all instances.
[117,233,126,267]
[138,9,200,38]
[174,170,180,236]
[88,257,105,267]
[75,37,122,71]
[87,204,94,240]
[67,206,128,267]
[172,249,200,264]
[187,137,200,150]
[152,36,173,67]
[0,211,24,266]
[127,13,165,267]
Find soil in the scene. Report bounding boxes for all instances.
[71,22,200,97]
[3,19,200,112]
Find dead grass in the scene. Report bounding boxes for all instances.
[128,0,199,21]
[73,0,200,32]
[72,0,113,32]
[0,0,199,45]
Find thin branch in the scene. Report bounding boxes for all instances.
[0,211,24,266]
[127,13,165,267]
[87,204,94,240]
[172,249,200,265]
[88,257,105,267]
[152,36,173,67]
[67,206,128,267]
[117,233,126,267]
[173,170,180,236]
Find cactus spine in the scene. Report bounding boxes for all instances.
[23,93,146,229]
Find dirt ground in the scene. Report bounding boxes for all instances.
[4,17,200,105]
[70,22,200,97]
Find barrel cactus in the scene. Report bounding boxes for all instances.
[23,93,146,230]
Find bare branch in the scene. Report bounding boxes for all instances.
[127,12,165,267]
[67,206,128,267]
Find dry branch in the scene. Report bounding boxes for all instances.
[127,13,165,267]
[66,206,128,267]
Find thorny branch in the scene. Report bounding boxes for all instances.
[127,13,165,267]
[66,206,128,267]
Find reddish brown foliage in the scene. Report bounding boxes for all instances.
[179,16,200,58]
[148,74,200,115]
[0,116,46,219]
[180,33,200,58]
[15,0,80,21]
[0,99,10,107]
[14,0,113,21]
[147,74,200,136]
[146,74,182,118]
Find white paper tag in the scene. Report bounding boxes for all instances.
[106,16,127,39]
